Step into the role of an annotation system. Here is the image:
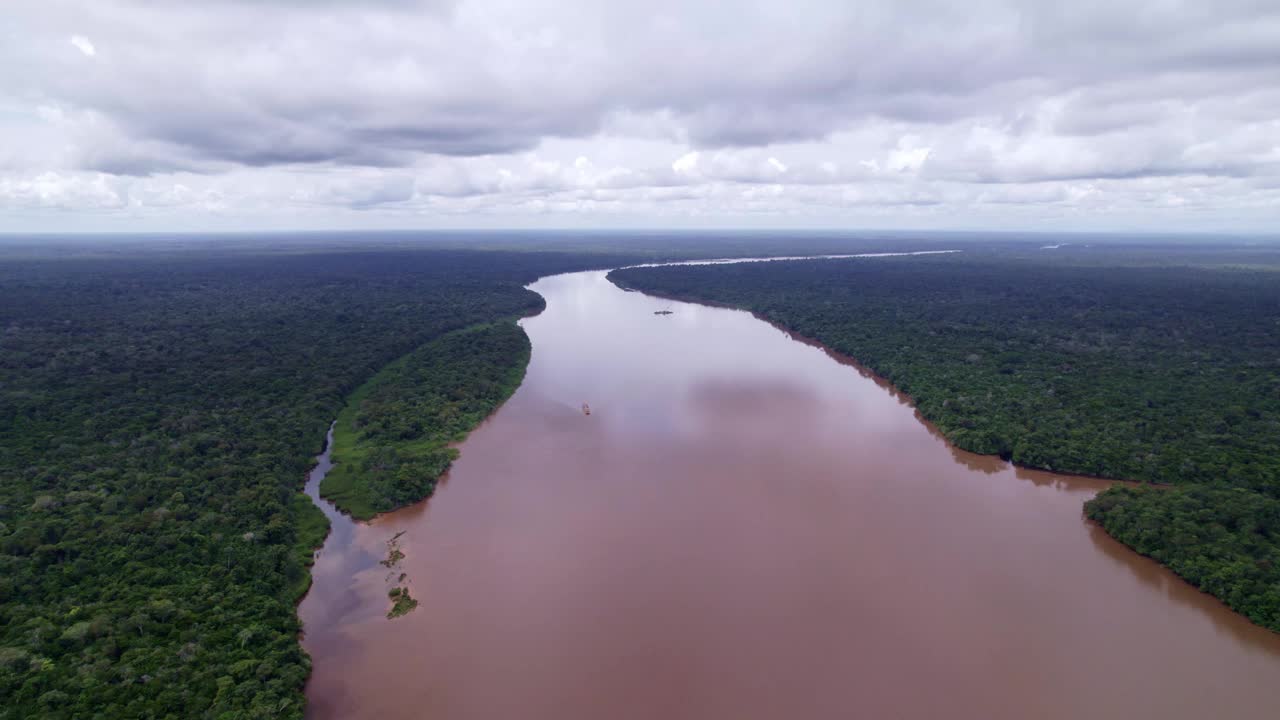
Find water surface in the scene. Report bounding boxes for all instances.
[300,268,1280,719]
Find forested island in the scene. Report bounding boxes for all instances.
[0,243,627,719]
[321,322,532,520]
[610,246,1280,631]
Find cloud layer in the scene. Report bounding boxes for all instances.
[2,0,1279,230]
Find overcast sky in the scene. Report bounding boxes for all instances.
[2,1,1279,232]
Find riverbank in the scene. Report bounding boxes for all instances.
[613,277,1162,490]
[621,280,1280,634]
[606,260,1280,633]
[320,321,533,520]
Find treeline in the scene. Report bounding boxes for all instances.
[1085,486,1280,628]
[321,322,531,520]
[610,248,1280,631]
[0,247,622,719]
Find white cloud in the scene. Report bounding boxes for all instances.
[0,171,123,209]
[0,2,1275,231]
[887,137,931,173]
[69,35,95,57]
[672,151,700,175]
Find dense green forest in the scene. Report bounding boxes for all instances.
[321,322,531,520]
[4,234,1278,719]
[610,247,1280,631]
[0,246,626,719]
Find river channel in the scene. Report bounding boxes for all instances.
[299,264,1280,719]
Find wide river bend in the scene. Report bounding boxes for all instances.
[299,265,1280,720]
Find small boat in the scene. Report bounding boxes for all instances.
[654,310,674,315]
[582,403,591,416]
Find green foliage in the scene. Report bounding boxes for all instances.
[1086,485,1280,629]
[0,246,620,719]
[611,250,1280,631]
[321,322,530,519]
[386,587,418,619]
[288,493,329,602]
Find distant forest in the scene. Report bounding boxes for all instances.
[610,246,1280,631]
[0,246,626,719]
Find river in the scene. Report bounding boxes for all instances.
[299,265,1280,719]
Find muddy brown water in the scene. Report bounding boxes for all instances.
[299,268,1280,720]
